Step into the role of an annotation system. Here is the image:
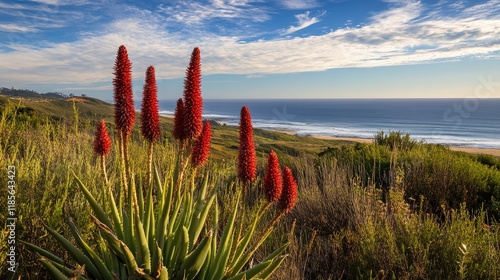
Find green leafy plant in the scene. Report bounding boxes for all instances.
[23,46,295,280]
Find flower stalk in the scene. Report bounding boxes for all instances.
[191,120,212,169]
[173,98,186,143]
[93,120,112,185]
[182,47,203,141]
[140,65,160,189]
[113,45,138,213]
[238,106,257,197]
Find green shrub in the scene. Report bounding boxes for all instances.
[319,132,500,220]
[374,130,419,151]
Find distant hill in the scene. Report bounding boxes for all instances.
[0,94,115,123]
[0,86,71,99]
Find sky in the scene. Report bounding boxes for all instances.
[0,0,499,100]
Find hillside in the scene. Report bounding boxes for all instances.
[0,94,345,161]
[0,86,69,99]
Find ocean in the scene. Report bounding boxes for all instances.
[157,99,500,149]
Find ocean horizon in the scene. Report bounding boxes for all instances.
[151,98,500,149]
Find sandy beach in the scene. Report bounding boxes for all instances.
[311,135,500,157]
[161,115,500,157]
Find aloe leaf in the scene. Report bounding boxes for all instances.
[96,239,112,274]
[230,226,278,276]
[210,196,239,279]
[107,184,123,240]
[168,216,189,270]
[73,173,113,230]
[197,236,214,280]
[120,240,139,273]
[20,240,64,265]
[176,226,190,266]
[199,172,210,202]
[167,187,183,236]
[211,235,234,280]
[122,209,136,255]
[67,218,114,279]
[175,234,212,280]
[229,209,260,270]
[158,266,169,280]
[91,215,126,262]
[189,185,216,247]
[151,243,163,278]
[39,257,70,280]
[165,193,190,266]
[134,213,152,274]
[144,175,154,239]
[44,225,102,279]
[257,255,287,280]
[154,164,164,202]
[49,260,90,280]
[226,259,273,280]
[137,174,144,219]
[262,243,288,263]
[155,178,173,252]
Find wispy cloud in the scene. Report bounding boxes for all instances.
[158,0,269,25]
[55,85,112,91]
[0,23,37,33]
[283,11,325,35]
[29,0,94,6]
[0,0,498,88]
[277,0,320,10]
[0,0,97,34]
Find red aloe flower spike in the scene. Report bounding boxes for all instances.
[173,98,186,140]
[238,106,256,184]
[93,120,112,156]
[264,150,282,203]
[279,167,298,213]
[140,65,160,143]
[113,45,135,139]
[191,121,212,168]
[182,47,203,140]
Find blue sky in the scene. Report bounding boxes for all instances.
[0,0,498,100]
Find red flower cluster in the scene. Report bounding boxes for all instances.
[113,45,135,138]
[238,106,256,184]
[279,167,298,213]
[140,66,160,143]
[191,121,212,168]
[93,120,112,156]
[182,47,203,140]
[264,151,282,203]
[173,98,185,141]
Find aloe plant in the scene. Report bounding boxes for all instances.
[24,157,288,279]
[24,45,295,280]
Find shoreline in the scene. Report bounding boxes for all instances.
[160,115,500,157]
[312,135,500,157]
[270,129,500,157]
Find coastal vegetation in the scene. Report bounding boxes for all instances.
[1,48,500,279]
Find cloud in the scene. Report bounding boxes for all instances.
[246,73,265,78]
[0,0,498,89]
[29,0,93,5]
[55,85,112,91]
[277,0,320,10]
[29,0,59,5]
[0,0,97,34]
[283,11,325,35]
[0,24,37,32]
[158,0,269,25]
